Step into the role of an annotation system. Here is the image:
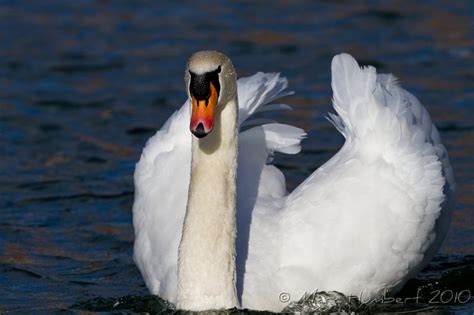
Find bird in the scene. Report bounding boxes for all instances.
[132,51,455,312]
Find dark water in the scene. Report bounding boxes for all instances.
[0,0,473,313]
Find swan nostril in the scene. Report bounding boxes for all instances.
[193,123,207,138]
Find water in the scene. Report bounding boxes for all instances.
[0,0,472,313]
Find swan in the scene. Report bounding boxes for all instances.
[132,51,455,312]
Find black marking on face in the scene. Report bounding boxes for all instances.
[189,66,221,104]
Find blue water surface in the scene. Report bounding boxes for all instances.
[0,0,473,313]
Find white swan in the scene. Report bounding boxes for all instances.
[132,51,455,312]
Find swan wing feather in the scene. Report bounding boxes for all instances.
[242,54,454,310]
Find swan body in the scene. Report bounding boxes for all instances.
[132,52,455,312]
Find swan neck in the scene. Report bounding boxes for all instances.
[177,97,239,310]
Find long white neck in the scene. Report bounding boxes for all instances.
[177,97,239,311]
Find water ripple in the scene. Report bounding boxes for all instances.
[0,0,472,313]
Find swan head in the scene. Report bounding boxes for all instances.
[185,50,237,138]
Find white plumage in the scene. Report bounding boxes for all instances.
[133,53,455,312]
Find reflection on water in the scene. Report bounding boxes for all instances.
[0,0,472,313]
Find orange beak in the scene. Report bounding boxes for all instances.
[190,82,218,138]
